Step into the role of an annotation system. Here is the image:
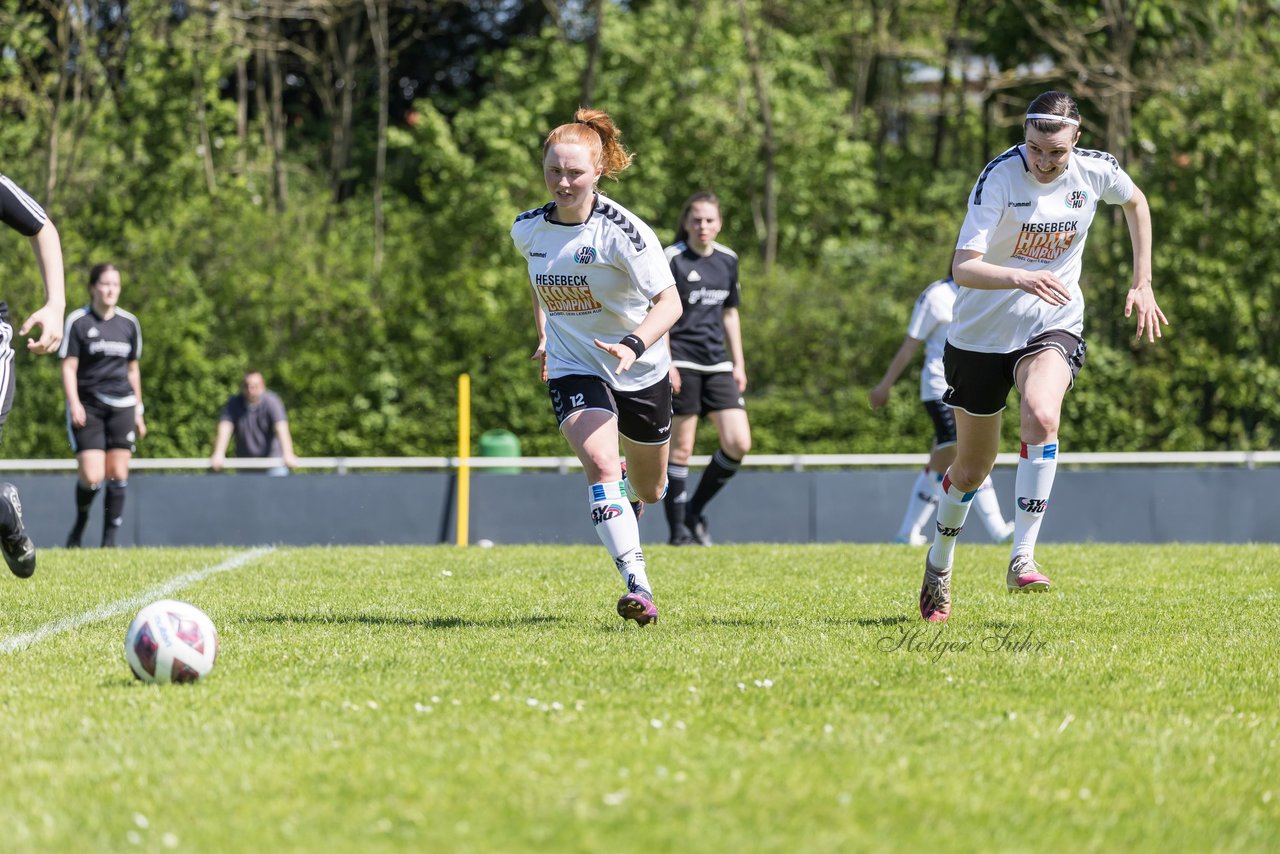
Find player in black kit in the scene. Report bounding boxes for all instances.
[60,263,146,547]
[0,172,68,576]
[662,192,752,545]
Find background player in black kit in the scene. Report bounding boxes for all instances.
[663,191,752,545]
[60,263,146,548]
[0,172,67,576]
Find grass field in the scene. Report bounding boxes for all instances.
[1,543,1277,852]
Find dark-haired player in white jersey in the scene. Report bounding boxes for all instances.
[60,263,146,548]
[0,172,67,577]
[870,275,1012,546]
[663,191,751,546]
[917,91,1168,623]
[511,108,682,626]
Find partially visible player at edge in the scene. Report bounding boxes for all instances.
[869,274,1012,546]
[663,191,752,546]
[0,173,67,577]
[918,90,1168,623]
[510,108,682,626]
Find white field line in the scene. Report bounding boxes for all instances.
[0,546,275,655]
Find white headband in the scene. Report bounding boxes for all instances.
[1026,112,1080,126]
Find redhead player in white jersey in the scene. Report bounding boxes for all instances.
[869,275,1012,546]
[918,90,1168,623]
[511,108,682,627]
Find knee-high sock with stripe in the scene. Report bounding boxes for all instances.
[973,475,1012,541]
[931,473,977,570]
[102,480,127,547]
[687,450,741,520]
[898,467,941,540]
[1012,442,1058,558]
[588,480,652,594]
[663,463,689,537]
[68,481,102,545]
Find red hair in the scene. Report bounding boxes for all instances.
[543,108,634,179]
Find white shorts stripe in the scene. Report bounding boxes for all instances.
[0,175,48,223]
[0,333,14,419]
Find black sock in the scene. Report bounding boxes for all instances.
[68,482,101,544]
[663,464,689,539]
[0,490,15,536]
[687,449,742,521]
[102,479,127,547]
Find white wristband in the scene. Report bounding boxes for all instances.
[136,403,145,415]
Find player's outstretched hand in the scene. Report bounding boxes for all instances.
[1125,285,1169,344]
[20,302,64,354]
[593,338,636,375]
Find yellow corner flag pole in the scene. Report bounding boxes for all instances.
[456,373,471,547]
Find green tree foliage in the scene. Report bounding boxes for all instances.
[0,0,1274,461]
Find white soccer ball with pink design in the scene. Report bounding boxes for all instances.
[124,600,219,684]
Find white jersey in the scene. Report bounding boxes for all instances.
[951,144,1135,353]
[511,194,676,392]
[905,277,959,401]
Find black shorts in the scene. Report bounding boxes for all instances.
[548,374,672,445]
[0,304,13,443]
[922,399,957,447]
[672,370,745,417]
[942,330,1087,416]
[69,397,137,453]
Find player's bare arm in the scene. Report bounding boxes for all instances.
[1120,187,1168,343]
[594,285,683,375]
[21,219,66,354]
[528,285,549,383]
[723,306,748,393]
[870,336,923,409]
[953,249,1071,306]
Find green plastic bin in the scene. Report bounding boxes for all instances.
[477,429,521,474]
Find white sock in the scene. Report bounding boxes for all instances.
[1012,442,1058,558]
[973,475,1012,541]
[897,468,939,540]
[588,481,651,593]
[931,472,976,570]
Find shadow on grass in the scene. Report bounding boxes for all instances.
[593,615,782,632]
[243,613,564,630]
[700,617,783,627]
[614,615,914,629]
[827,615,912,628]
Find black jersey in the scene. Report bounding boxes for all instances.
[59,306,142,404]
[0,174,47,237]
[664,241,741,370]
